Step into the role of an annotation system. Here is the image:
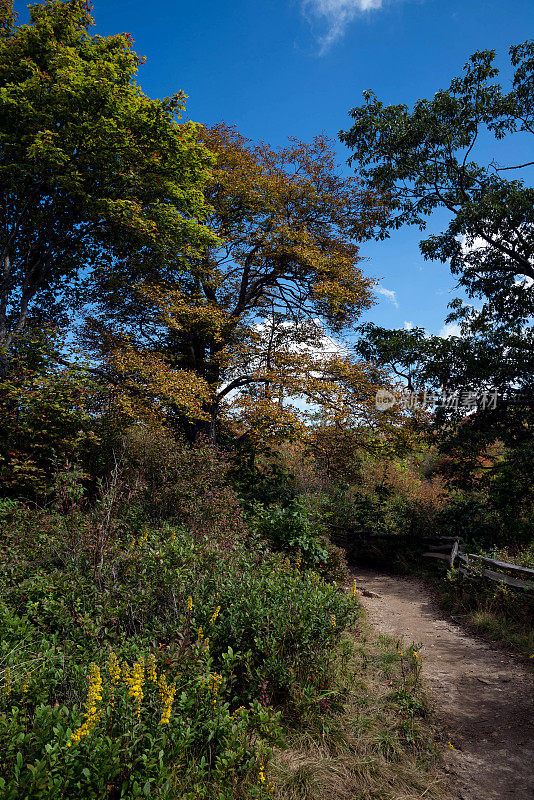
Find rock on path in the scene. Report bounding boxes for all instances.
[352,568,534,800]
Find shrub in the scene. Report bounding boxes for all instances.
[120,426,245,545]
[0,630,281,799]
[252,502,330,568]
[230,445,297,510]
[200,547,355,703]
[0,500,359,798]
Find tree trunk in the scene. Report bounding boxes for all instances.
[0,350,8,381]
[207,412,217,447]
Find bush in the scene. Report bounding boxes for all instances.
[202,547,354,704]
[0,634,280,800]
[230,445,297,510]
[0,498,358,798]
[253,500,349,582]
[120,426,246,545]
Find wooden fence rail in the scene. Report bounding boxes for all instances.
[422,536,534,591]
[326,526,534,591]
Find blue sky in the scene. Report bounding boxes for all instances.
[17,0,534,337]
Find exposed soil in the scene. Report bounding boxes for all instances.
[352,568,534,800]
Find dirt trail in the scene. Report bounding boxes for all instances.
[352,568,534,800]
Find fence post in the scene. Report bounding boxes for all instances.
[450,538,459,569]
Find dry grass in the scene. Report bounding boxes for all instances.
[469,610,534,666]
[268,619,451,800]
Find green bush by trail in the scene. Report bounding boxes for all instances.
[0,500,357,799]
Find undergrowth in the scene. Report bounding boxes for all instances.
[0,442,452,799]
[437,567,534,666]
[0,497,356,799]
[268,613,449,800]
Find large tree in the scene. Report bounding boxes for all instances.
[340,42,534,467]
[85,125,393,442]
[0,0,214,380]
[340,42,534,317]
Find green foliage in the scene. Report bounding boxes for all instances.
[230,446,297,510]
[354,323,428,391]
[341,42,534,317]
[0,487,358,797]
[0,0,214,378]
[432,486,534,550]
[205,549,354,702]
[0,336,96,498]
[253,502,330,571]
[0,627,280,799]
[341,41,534,516]
[489,541,534,569]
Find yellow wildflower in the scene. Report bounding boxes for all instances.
[3,667,12,698]
[124,657,145,718]
[146,653,157,683]
[139,527,148,546]
[68,663,102,747]
[208,673,223,704]
[330,614,337,628]
[210,605,221,623]
[107,652,121,685]
[186,596,193,612]
[447,740,454,750]
[158,674,176,725]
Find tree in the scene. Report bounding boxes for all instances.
[85,125,392,442]
[340,42,534,485]
[354,323,429,391]
[0,0,214,380]
[353,321,525,405]
[340,42,534,322]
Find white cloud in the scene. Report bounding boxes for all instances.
[515,276,534,289]
[253,318,347,357]
[403,320,413,330]
[439,323,462,339]
[301,0,389,52]
[460,234,487,257]
[375,284,399,308]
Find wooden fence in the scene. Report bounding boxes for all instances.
[422,535,534,591]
